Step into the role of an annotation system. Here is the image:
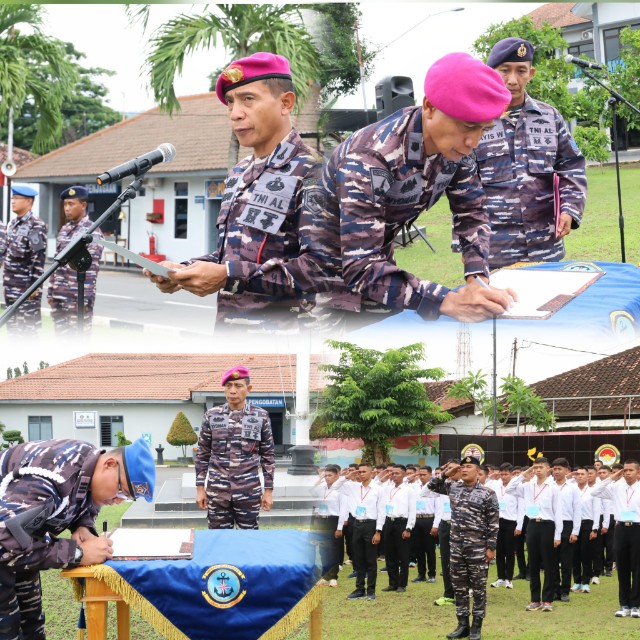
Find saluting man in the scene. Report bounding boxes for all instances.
[47,186,103,334]
[2,186,47,336]
[429,456,499,640]
[470,37,587,268]
[195,366,275,529]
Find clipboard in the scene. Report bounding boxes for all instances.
[95,238,171,277]
[109,527,194,560]
[553,173,562,239]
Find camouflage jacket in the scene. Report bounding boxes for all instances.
[0,440,101,570]
[428,476,499,549]
[188,128,330,324]
[0,220,6,264]
[195,402,275,493]
[3,212,47,300]
[473,94,587,269]
[47,215,104,308]
[316,106,490,320]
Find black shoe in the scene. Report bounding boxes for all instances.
[560,594,570,603]
[381,586,397,592]
[469,616,483,640]
[604,570,613,577]
[412,576,427,583]
[446,615,470,639]
[346,590,365,600]
[379,567,388,572]
[366,593,376,601]
[513,574,526,580]
[397,587,406,592]
[347,571,357,579]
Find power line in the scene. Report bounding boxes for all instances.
[521,341,611,357]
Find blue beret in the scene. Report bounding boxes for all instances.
[487,38,535,68]
[60,185,89,200]
[461,456,481,467]
[123,439,156,502]
[12,185,38,198]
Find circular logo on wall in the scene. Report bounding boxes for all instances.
[609,311,635,341]
[594,444,621,467]
[460,443,485,464]
[202,564,247,609]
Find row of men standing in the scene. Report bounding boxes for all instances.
[0,185,103,336]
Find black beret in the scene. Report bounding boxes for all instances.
[487,37,535,68]
[461,456,481,467]
[60,186,89,200]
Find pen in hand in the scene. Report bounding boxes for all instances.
[474,275,490,290]
[103,521,108,537]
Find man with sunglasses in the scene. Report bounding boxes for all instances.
[0,438,155,639]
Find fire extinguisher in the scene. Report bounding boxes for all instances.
[148,232,157,255]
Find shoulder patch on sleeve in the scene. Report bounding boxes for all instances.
[370,168,394,203]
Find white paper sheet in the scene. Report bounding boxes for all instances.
[489,268,603,319]
[96,239,171,277]
[109,528,193,559]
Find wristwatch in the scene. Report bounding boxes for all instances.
[73,545,84,565]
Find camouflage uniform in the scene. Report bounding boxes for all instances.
[47,216,103,334]
[429,475,499,620]
[310,106,490,322]
[472,94,587,269]
[0,221,6,264]
[195,402,275,529]
[2,212,47,336]
[0,440,101,639]
[186,128,333,331]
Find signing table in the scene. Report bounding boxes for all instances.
[61,530,322,640]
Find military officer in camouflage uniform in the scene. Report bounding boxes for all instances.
[47,186,104,335]
[302,53,516,326]
[429,456,499,640]
[0,438,155,639]
[195,366,275,529]
[471,38,587,269]
[146,52,331,331]
[2,186,47,336]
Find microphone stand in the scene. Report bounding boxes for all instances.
[0,172,149,330]
[580,68,640,263]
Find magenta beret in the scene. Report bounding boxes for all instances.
[424,52,512,122]
[215,52,292,105]
[221,366,251,386]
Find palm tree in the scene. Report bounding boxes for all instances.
[132,4,321,166]
[0,4,77,153]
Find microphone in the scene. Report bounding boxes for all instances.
[97,143,176,185]
[564,55,605,71]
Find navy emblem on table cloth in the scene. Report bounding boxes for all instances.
[202,564,247,609]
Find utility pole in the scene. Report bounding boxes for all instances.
[492,317,497,436]
[511,338,518,378]
[354,20,369,124]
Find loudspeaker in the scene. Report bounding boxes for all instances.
[375,76,415,121]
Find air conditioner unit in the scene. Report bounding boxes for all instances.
[582,29,593,40]
[145,177,164,189]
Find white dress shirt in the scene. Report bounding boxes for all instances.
[506,474,563,541]
[576,484,601,530]
[311,480,346,531]
[555,481,581,536]
[415,482,439,515]
[494,481,525,529]
[337,479,386,531]
[382,483,416,530]
[434,494,451,527]
[592,478,640,523]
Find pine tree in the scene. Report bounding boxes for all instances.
[167,411,198,459]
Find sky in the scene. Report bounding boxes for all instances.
[38,2,545,115]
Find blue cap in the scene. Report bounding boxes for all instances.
[12,185,38,198]
[461,456,481,467]
[60,186,89,200]
[487,38,535,68]
[122,439,156,502]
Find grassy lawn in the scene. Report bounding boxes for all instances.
[396,163,640,288]
[40,503,638,639]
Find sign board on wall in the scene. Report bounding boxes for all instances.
[251,397,286,408]
[74,411,97,429]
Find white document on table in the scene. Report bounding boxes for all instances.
[95,239,171,278]
[489,268,604,320]
[109,528,194,560]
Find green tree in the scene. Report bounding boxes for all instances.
[6,369,12,380]
[115,431,132,447]
[2,430,24,448]
[314,341,452,464]
[167,411,198,459]
[12,42,120,150]
[472,16,575,119]
[573,126,610,164]
[0,4,77,153]
[308,3,373,102]
[447,370,491,431]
